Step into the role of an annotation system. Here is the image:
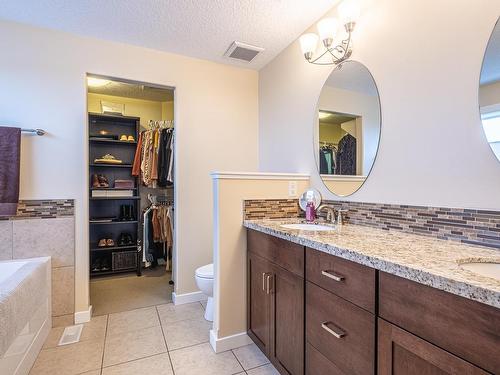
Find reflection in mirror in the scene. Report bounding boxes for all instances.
[316,61,381,196]
[480,20,500,162]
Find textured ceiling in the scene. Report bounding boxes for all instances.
[88,79,174,102]
[481,22,500,85]
[0,0,339,70]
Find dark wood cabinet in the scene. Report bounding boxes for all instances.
[247,230,304,375]
[247,252,272,356]
[379,272,500,374]
[378,318,489,375]
[271,263,304,375]
[247,229,500,375]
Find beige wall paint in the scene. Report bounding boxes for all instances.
[320,175,366,196]
[161,101,174,120]
[259,0,500,209]
[0,20,259,314]
[211,174,309,341]
[87,93,166,128]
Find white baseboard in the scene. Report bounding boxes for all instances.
[172,291,207,305]
[74,305,92,324]
[209,329,253,353]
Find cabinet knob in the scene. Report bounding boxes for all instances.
[321,270,345,282]
[321,321,346,339]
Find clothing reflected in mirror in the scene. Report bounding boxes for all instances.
[315,61,381,196]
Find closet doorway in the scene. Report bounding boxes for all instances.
[86,74,175,316]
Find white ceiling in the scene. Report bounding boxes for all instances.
[481,22,500,85]
[88,78,174,102]
[0,0,339,70]
[324,61,378,96]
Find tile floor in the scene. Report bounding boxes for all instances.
[90,268,173,316]
[30,301,279,375]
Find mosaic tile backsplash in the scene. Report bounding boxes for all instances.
[244,199,300,220]
[0,199,74,220]
[244,199,500,250]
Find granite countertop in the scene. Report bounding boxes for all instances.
[243,218,500,309]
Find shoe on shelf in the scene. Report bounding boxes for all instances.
[97,174,109,187]
[119,134,128,141]
[91,259,102,272]
[126,205,135,221]
[94,154,123,164]
[106,239,115,247]
[119,205,127,221]
[117,233,128,247]
[126,233,134,245]
[91,174,101,188]
[127,135,135,142]
[101,260,110,271]
[97,238,107,247]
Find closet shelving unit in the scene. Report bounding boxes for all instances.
[88,112,141,278]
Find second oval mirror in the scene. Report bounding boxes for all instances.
[316,61,381,196]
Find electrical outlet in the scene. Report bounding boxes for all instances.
[288,181,297,197]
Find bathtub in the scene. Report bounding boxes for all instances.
[0,257,51,375]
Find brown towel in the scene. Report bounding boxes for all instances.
[0,127,21,216]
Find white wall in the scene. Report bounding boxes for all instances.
[0,20,259,314]
[259,0,500,210]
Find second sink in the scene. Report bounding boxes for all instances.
[459,261,500,281]
[280,223,335,232]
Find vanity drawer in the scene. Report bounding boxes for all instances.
[306,343,346,375]
[247,229,304,277]
[306,247,376,312]
[379,272,500,374]
[306,281,375,375]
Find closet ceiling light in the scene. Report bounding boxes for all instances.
[87,77,111,88]
[299,0,360,66]
[318,111,332,119]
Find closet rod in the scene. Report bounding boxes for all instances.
[21,128,45,136]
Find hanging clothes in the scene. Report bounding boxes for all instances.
[319,146,336,174]
[133,126,174,188]
[335,134,357,175]
[158,128,174,187]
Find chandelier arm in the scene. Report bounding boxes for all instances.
[308,48,335,64]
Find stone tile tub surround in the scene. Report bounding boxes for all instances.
[244,219,500,309]
[244,199,500,250]
[0,200,75,322]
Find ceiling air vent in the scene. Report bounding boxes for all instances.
[224,41,264,62]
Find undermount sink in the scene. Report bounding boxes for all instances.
[459,261,500,281]
[280,223,335,232]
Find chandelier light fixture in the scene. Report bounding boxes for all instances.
[299,0,360,65]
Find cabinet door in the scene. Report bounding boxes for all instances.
[378,319,490,375]
[270,264,304,375]
[248,252,272,356]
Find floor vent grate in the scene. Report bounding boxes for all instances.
[58,324,84,346]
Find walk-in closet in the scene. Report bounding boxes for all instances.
[87,75,175,315]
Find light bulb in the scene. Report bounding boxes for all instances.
[299,33,319,60]
[338,0,360,25]
[87,77,111,88]
[317,18,338,48]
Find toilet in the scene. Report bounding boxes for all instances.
[195,263,214,321]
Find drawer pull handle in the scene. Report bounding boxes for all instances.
[321,322,346,339]
[321,270,345,282]
[266,274,272,294]
[262,272,266,292]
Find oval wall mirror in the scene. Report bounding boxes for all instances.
[480,19,500,162]
[315,60,381,196]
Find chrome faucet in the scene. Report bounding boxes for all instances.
[317,204,336,224]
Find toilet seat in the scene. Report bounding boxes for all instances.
[195,263,213,279]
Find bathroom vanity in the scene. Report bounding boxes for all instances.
[245,220,500,375]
